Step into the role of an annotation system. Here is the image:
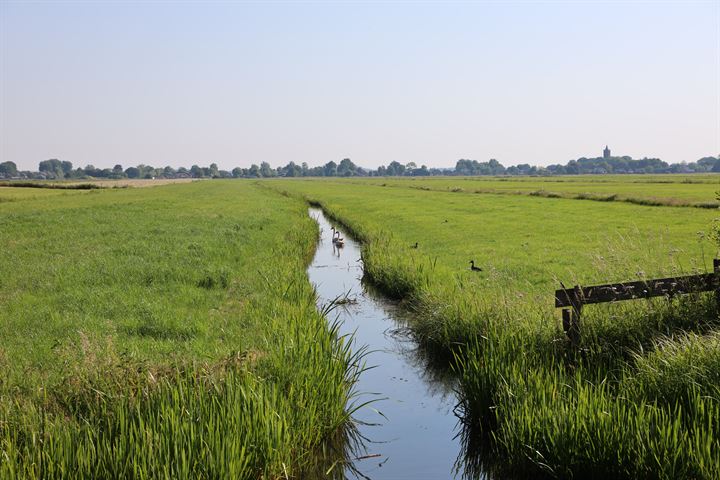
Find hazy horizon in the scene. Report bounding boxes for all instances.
[2,1,718,172]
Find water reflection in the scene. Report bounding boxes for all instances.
[307,208,486,479]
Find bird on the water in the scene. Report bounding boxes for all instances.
[333,229,344,246]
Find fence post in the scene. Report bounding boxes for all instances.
[561,285,582,346]
[571,285,583,345]
[562,308,571,336]
[714,259,720,315]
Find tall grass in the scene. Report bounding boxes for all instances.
[269,179,720,478]
[1,320,366,479]
[0,182,364,478]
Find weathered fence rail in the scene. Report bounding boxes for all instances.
[555,259,720,344]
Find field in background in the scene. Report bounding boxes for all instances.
[270,176,720,478]
[339,174,720,206]
[0,178,200,189]
[274,177,717,291]
[0,181,359,478]
[0,186,93,202]
[69,178,200,188]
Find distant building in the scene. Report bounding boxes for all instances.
[603,145,611,159]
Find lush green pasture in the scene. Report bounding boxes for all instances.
[0,187,92,203]
[0,182,360,478]
[339,174,720,207]
[275,178,716,288]
[270,177,720,479]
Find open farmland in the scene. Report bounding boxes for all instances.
[0,178,199,190]
[273,177,717,290]
[2,175,720,479]
[0,182,361,478]
[60,178,200,188]
[270,176,720,478]
[340,174,720,207]
[0,187,95,203]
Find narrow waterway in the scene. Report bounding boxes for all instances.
[307,208,476,479]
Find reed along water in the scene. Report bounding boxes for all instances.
[307,208,479,479]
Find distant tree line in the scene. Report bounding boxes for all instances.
[544,156,720,175]
[1,155,718,180]
[452,156,720,176]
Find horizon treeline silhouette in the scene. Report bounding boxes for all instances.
[1,154,719,180]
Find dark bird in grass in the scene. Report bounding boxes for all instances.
[411,242,419,249]
[469,260,482,272]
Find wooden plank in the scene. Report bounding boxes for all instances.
[555,272,719,308]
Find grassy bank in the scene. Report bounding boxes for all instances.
[0,181,361,478]
[270,177,720,478]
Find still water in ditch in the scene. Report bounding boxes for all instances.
[307,208,479,479]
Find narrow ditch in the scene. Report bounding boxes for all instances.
[307,208,480,479]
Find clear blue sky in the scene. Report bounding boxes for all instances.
[1,1,718,171]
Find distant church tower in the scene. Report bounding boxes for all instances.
[603,145,611,159]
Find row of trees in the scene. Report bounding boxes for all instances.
[0,160,226,180]
[1,155,719,180]
[0,158,439,180]
[544,156,720,175]
[241,159,441,177]
[452,156,720,176]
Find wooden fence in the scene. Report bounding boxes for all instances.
[555,259,720,344]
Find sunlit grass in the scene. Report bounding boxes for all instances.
[324,174,720,207]
[271,177,720,478]
[0,181,363,478]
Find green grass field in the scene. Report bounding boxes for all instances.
[336,174,720,207]
[3,175,719,479]
[270,176,720,479]
[0,187,94,203]
[274,177,716,287]
[0,182,362,478]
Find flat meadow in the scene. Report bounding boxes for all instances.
[271,175,720,478]
[2,174,720,479]
[0,181,362,478]
[343,174,720,207]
